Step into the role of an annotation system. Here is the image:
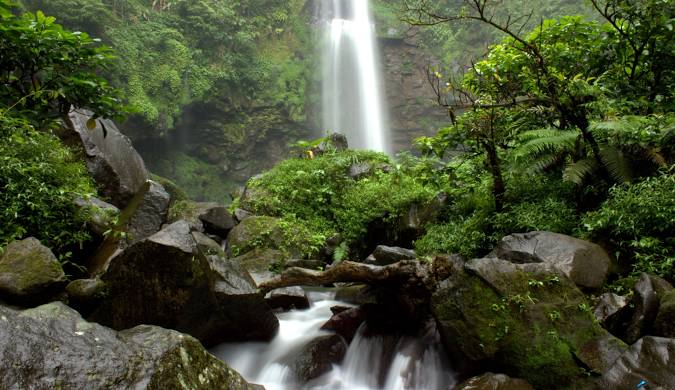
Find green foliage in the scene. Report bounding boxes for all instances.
[0,1,122,126]
[0,114,95,252]
[583,172,675,281]
[414,212,491,259]
[239,150,437,257]
[21,0,312,135]
[150,152,236,203]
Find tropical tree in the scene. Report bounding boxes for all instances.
[0,0,122,127]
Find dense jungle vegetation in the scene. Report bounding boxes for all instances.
[17,0,313,201]
[231,0,675,291]
[1,0,673,292]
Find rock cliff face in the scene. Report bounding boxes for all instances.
[380,31,449,153]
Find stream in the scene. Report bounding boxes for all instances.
[211,290,456,390]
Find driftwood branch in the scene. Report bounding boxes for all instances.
[258,260,425,294]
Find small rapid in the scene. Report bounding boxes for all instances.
[211,291,456,390]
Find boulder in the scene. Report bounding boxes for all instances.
[606,273,673,344]
[654,290,675,338]
[364,245,416,266]
[432,257,626,388]
[0,302,259,390]
[192,231,224,257]
[125,180,171,244]
[398,192,448,235]
[90,221,278,346]
[74,196,120,237]
[230,248,284,285]
[265,286,310,311]
[227,216,284,255]
[593,292,628,324]
[233,208,253,223]
[320,306,366,342]
[290,334,348,382]
[62,109,148,209]
[455,373,535,390]
[66,278,106,313]
[199,205,236,237]
[326,132,348,151]
[600,337,675,389]
[348,162,372,180]
[334,284,378,305]
[488,231,611,289]
[0,238,66,304]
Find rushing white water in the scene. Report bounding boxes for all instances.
[211,291,456,390]
[321,0,389,153]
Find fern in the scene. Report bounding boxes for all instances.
[563,158,599,185]
[513,128,578,160]
[599,146,633,184]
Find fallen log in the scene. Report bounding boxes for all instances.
[257,259,456,294]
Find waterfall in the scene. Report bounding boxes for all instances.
[211,291,456,390]
[321,0,389,153]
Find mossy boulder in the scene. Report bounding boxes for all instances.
[0,302,259,389]
[432,257,626,388]
[227,216,284,255]
[455,372,534,390]
[488,231,611,289]
[0,237,66,304]
[74,196,120,237]
[90,221,278,346]
[653,289,675,338]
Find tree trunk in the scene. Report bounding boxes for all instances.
[484,142,505,212]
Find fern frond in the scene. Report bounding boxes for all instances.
[513,128,577,162]
[599,146,632,184]
[563,158,599,185]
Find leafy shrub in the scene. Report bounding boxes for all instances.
[0,115,95,252]
[583,171,675,281]
[239,149,436,255]
[415,211,492,259]
[492,198,578,237]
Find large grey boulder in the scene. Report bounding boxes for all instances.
[125,180,171,244]
[593,292,628,325]
[63,109,148,209]
[0,302,259,390]
[607,273,673,344]
[90,221,278,347]
[364,245,416,265]
[600,337,675,389]
[0,238,66,304]
[488,231,611,289]
[432,257,626,388]
[455,373,534,390]
[654,290,675,338]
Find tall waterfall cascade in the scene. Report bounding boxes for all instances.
[321,0,390,153]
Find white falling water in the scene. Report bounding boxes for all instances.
[211,291,456,390]
[321,0,389,153]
